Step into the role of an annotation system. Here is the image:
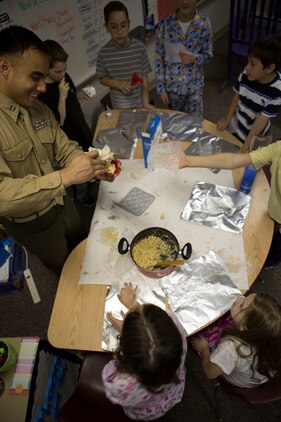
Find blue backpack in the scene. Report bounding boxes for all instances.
[0,235,26,294]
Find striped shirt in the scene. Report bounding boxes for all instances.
[231,70,281,141]
[96,38,151,109]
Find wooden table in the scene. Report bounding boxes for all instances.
[48,110,273,351]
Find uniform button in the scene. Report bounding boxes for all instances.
[41,160,45,164]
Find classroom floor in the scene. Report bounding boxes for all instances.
[1,32,281,421]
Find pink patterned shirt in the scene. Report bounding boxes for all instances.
[102,314,187,420]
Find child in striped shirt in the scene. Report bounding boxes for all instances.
[96,1,154,110]
[217,35,281,152]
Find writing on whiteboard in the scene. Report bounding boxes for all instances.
[19,0,51,10]
[29,8,75,42]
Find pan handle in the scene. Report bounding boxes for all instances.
[118,238,130,255]
[180,242,192,260]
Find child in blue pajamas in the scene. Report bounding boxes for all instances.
[155,0,213,116]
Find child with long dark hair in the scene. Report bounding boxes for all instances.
[191,293,281,387]
[103,282,187,420]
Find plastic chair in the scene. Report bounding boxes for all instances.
[58,352,131,422]
[216,377,281,405]
[220,0,281,90]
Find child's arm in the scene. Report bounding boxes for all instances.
[191,335,223,378]
[58,78,70,126]
[99,76,132,93]
[179,152,252,170]
[217,93,239,132]
[155,26,168,105]
[193,19,213,65]
[241,115,270,153]
[181,21,213,66]
[106,282,138,333]
[117,282,138,309]
[142,75,155,110]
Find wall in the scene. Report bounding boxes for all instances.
[0,0,144,86]
[81,0,231,131]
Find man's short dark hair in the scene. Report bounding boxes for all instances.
[104,1,129,25]
[44,40,69,68]
[0,25,48,57]
[248,35,281,70]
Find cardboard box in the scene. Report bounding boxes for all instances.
[141,115,162,168]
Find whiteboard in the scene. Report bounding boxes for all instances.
[0,0,144,85]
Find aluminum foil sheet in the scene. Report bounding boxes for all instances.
[116,110,203,141]
[93,127,138,159]
[102,251,242,350]
[102,265,166,351]
[161,251,242,335]
[116,110,151,131]
[185,133,240,173]
[181,181,251,233]
[159,112,202,141]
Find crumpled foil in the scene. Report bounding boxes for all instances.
[93,127,138,159]
[95,110,203,162]
[159,112,202,141]
[116,110,150,131]
[181,182,251,233]
[116,110,203,142]
[102,251,242,350]
[161,251,242,335]
[185,133,240,173]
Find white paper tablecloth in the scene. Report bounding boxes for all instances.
[79,160,248,291]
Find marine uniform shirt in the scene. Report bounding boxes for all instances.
[0,93,83,219]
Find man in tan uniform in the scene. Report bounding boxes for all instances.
[0,25,113,275]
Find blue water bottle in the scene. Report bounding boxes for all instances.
[239,165,257,194]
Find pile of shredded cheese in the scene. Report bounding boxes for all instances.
[88,145,116,173]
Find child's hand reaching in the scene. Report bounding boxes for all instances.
[217,117,229,132]
[107,310,125,333]
[190,334,210,353]
[118,282,138,310]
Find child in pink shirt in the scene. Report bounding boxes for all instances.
[103,282,187,420]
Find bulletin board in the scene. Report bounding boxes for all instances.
[0,0,144,85]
